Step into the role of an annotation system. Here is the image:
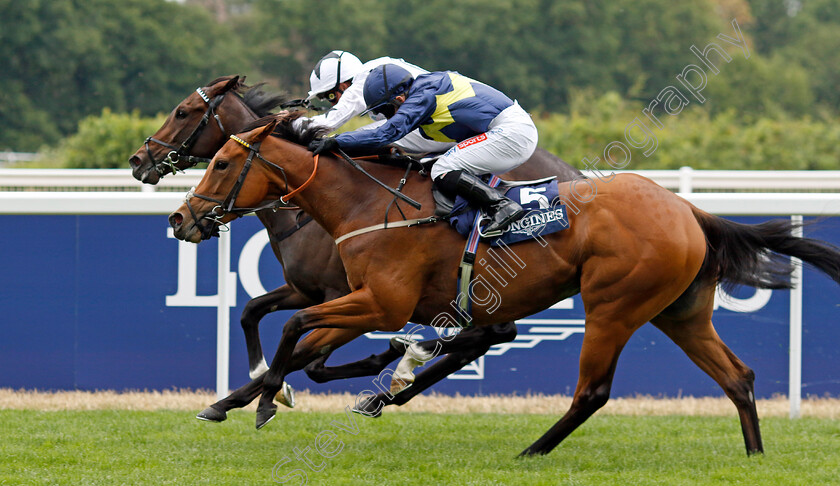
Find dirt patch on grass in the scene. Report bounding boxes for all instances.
[2,388,838,418]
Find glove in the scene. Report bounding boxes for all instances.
[308,137,340,155]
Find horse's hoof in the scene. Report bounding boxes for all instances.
[351,396,383,418]
[518,446,545,458]
[256,404,278,430]
[390,380,413,396]
[196,406,227,422]
[276,382,296,409]
[389,336,417,352]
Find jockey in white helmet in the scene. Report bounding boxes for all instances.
[302,50,454,155]
[309,64,539,235]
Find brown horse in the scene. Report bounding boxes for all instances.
[169,117,840,457]
[129,76,582,408]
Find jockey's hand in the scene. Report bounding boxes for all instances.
[308,137,339,156]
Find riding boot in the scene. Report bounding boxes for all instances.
[439,170,525,235]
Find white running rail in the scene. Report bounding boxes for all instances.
[3,167,840,193]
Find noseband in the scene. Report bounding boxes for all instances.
[143,87,228,175]
[185,134,312,240]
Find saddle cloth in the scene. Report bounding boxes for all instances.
[448,179,570,246]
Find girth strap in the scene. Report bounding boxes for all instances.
[334,217,439,246]
[454,175,503,328]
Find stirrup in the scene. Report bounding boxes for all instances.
[477,214,503,238]
[479,203,526,237]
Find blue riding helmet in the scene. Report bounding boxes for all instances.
[361,64,415,116]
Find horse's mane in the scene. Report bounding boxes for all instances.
[207,76,290,117]
[241,112,330,147]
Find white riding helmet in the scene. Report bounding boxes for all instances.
[306,50,364,101]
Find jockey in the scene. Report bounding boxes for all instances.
[309,63,539,235]
[301,50,453,155]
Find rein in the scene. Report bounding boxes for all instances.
[280,154,319,204]
[144,87,228,175]
[275,212,314,243]
[334,149,422,210]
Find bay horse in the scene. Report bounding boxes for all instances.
[128,76,582,408]
[169,117,840,456]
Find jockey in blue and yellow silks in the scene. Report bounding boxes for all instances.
[299,50,454,155]
[309,63,539,235]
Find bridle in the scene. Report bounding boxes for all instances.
[184,134,320,240]
[143,87,229,175]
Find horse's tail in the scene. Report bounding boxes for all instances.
[692,208,840,289]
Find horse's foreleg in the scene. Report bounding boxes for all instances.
[196,328,366,422]
[520,323,632,456]
[256,288,410,429]
[652,315,763,455]
[241,285,318,379]
[196,374,265,422]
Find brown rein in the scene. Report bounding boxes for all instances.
[280,154,320,204]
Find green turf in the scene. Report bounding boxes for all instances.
[1,409,838,485]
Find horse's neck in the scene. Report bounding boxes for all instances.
[275,142,433,239]
[225,95,260,132]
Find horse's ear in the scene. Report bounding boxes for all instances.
[251,119,278,143]
[221,75,241,94]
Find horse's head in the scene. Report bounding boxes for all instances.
[169,119,283,243]
[128,76,246,184]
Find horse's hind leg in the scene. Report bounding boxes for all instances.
[652,311,764,455]
[355,322,518,416]
[390,321,518,393]
[303,337,411,383]
[520,321,634,456]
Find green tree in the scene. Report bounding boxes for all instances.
[47,109,166,169]
[241,0,388,95]
[705,54,813,118]
[780,0,840,113]
[0,0,247,151]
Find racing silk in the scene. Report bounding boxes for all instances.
[335,71,514,152]
[305,57,428,132]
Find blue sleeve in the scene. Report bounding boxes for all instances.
[335,89,437,151]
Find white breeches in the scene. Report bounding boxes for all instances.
[429,101,538,180]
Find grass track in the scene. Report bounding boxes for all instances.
[1,410,839,485]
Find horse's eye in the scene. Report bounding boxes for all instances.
[214,161,229,170]
[175,109,187,119]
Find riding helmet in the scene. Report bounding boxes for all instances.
[306,50,364,101]
[361,64,415,116]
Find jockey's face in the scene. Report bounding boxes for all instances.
[317,81,351,106]
[374,94,407,118]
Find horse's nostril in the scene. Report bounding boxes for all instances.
[129,155,141,169]
[169,212,184,228]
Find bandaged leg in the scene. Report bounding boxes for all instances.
[391,343,437,394]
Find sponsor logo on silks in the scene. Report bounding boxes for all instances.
[457,133,487,150]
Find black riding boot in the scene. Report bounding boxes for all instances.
[436,170,525,235]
